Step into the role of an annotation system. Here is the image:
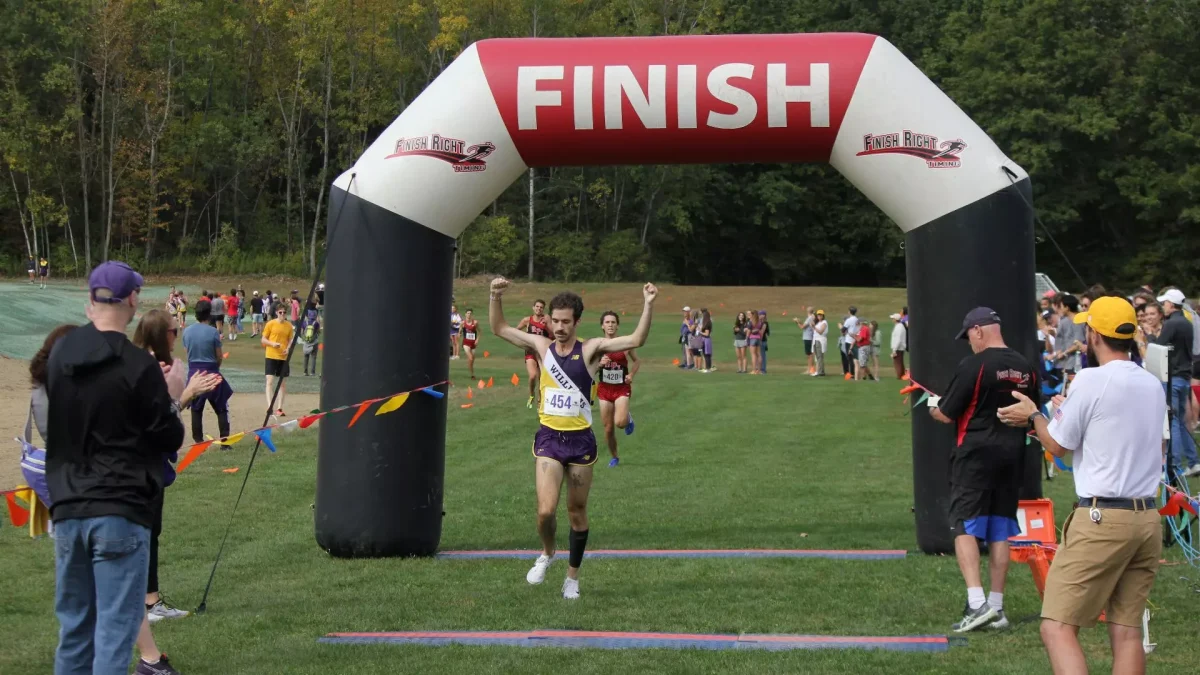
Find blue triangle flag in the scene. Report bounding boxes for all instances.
[419,387,445,399]
[254,427,277,453]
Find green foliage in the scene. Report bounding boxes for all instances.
[0,0,1197,292]
[459,215,524,277]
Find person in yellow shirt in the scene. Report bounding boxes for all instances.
[261,302,295,417]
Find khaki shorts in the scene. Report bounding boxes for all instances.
[1042,506,1161,628]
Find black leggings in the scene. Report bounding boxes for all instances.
[148,491,163,595]
[191,405,231,444]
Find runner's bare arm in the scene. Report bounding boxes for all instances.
[516,316,530,331]
[626,348,640,383]
[587,283,658,362]
[489,277,549,352]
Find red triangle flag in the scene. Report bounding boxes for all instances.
[176,441,214,474]
[298,413,325,429]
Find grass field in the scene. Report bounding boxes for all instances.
[2,282,1198,674]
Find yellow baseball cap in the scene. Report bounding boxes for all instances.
[1072,296,1137,339]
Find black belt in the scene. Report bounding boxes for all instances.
[1077,497,1157,511]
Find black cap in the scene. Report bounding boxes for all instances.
[956,307,1001,340]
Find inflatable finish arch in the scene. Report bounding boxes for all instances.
[315,33,1039,558]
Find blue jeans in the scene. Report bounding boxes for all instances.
[54,516,150,675]
[760,342,768,373]
[1166,377,1199,471]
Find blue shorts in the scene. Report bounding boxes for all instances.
[949,484,1021,543]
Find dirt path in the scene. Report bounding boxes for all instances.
[1,356,317,491]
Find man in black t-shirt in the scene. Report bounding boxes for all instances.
[250,291,265,337]
[929,307,1039,633]
[1155,288,1200,475]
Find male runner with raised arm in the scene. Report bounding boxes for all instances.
[490,277,657,599]
[515,299,548,409]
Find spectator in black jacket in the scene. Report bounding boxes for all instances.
[46,261,185,675]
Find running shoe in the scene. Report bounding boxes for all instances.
[987,609,1010,630]
[952,603,998,633]
[147,599,189,623]
[276,409,285,417]
[562,576,580,600]
[608,458,619,468]
[526,554,553,584]
[1184,463,1200,477]
[625,414,635,436]
[134,654,180,675]
[527,396,535,409]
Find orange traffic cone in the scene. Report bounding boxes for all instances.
[478,379,486,389]
[487,377,494,388]
[467,388,474,400]
[511,373,520,386]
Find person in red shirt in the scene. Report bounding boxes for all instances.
[855,321,874,381]
[596,311,640,467]
[225,288,240,341]
[516,299,548,409]
[459,309,480,380]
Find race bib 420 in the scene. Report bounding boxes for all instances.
[601,369,624,385]
[542,388,582,417]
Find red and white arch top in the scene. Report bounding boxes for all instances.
[334,33,1026,237]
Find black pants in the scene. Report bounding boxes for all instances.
[191,406,231,444]
[148,491,163,594]
[840,343,852,375]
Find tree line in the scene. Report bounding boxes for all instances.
[1,0,1196,290]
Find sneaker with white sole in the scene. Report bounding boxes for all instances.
[134,654,181,675]
[952,603,998,633]
[562,576,580,600]
[147,599,189,623]
[526,554,553,584]
[986,609,1010,630]
[1184,463,1200,477]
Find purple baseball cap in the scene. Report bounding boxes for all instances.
[955,307,1001,340]
[89,261,144,303]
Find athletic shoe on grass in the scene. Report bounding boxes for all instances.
[952,604,998,633]
[562,577,580,600]
[987,610,1010,630]
[608,458,619,468]
[147,598,189,623]
[625,414,635,436]
[526,554,553,584]
[135,654,180,675]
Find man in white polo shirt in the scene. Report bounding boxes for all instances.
[999,296,1164,675]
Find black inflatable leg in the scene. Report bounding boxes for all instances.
[907,178,1039,554]
[315,186,452,557]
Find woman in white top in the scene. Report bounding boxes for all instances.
[811,310,829,377]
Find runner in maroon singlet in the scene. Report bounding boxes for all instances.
[516,300,548,409]
[597,311,639,467]
[460,309,480,380]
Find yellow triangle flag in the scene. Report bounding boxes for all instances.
[221,432,246,446]
[375,393,410,416]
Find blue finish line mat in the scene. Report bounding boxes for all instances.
[436,549,907,560]
[320,630,949,652]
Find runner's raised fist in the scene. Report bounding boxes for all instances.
[643,283,658,304]
[490,277,510,296]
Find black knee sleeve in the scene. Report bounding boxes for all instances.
[568,528,589,568]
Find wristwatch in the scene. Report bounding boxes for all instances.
[1027,411,1045,428]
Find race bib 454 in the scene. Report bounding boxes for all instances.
[542,388,583,417]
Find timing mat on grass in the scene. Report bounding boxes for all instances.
[319,630,949,652]
[436,549,907,560]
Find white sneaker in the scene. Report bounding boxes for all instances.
[562,576,580,600]
[146,600,189,623]
[1184,463,1200,477]
[526,554,553,584]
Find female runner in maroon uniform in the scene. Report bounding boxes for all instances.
[460,309,480,380]
[597,311,639,467]
[516,299,548,409]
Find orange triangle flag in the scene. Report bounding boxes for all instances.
[176,440,214,474]
[346,400,378,428]
[487,377,494,388]
[511,373,520,386]
[5,492,29,527]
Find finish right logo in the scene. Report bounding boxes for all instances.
[856,131,966,169]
